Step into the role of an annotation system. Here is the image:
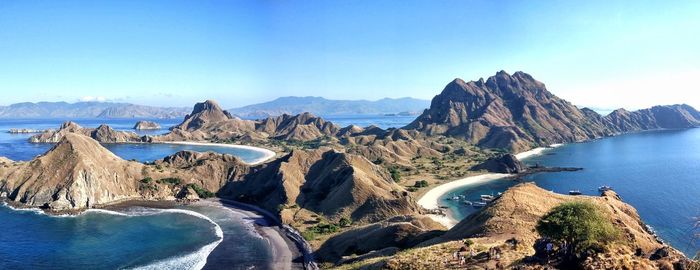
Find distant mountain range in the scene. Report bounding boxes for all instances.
[0,102,190,119]
[227,96,431,119]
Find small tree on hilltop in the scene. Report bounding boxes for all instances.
[536,201,620,263]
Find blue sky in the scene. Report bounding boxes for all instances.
[0,1,698,110]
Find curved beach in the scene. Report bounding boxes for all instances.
[418,144,564,228]
[159,141,277,165]
[417,173,511,228]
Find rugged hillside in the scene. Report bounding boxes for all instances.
[0,133,145,209]
[604,104,700,133]
[220,148,422,224]
[405,71,700,153]
[406,71,614,152]
[256,112,340,141]
[316,215,445,264]
[229,96,430,119]
[29,121,142,143]
[339,183,689,269]
[0,101,188,119]
[0,134,250,210]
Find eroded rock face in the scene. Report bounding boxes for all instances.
[133,120,161,130]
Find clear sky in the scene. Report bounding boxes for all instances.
[0,0,698,111]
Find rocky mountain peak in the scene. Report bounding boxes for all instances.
[177,99,234,130]
[43,133,120,161]
[60,121,83,130]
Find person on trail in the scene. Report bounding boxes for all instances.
[545,242,554,263]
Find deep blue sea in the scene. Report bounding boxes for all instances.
[441,128,700,256]
[0,116,413,269]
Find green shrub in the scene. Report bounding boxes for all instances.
[157,177,182,185]
[309,223,339,235]
[185,183,215,198]
[338,217,352,227]
[389,168,401,183]
[414,180,429,188]
[536,201,620,261]
[301,230,316,241]
[140,177,153,184]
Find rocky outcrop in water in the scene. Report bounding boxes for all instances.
[133,120,161,130]
[470,153,525,173]
[29,121,143,143]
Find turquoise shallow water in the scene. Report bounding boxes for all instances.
[441,128,700,256]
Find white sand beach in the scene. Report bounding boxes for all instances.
[417,173,511,229]
[160,141,276,165]
[514,143,564,160]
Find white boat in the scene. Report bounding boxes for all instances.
[480,194,495,202]
[598,185,613,192]
[451,195,460,200]
[473,202,487,208]
[569,190,582,195]
[463,200,473,206]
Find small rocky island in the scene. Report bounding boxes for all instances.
[133,120,161,130]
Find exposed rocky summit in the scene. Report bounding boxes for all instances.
[406,71,700,153]
[175,100,235,131]
[133,120,161,130]
[29,121,142,143]
[470,153,525,173]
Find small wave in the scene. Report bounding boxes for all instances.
[2,202,224,270]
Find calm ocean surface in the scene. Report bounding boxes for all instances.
[0,116,413,269]
[441,128,700,256]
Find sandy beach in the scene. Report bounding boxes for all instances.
[160,141,277,165]
[418,143,566,229]
[417,173,511,229]
[514,143,564,160]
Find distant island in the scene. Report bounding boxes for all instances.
[228,96,430,119]
[0,101,189,119]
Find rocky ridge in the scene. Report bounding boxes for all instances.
[406,71,700,152]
